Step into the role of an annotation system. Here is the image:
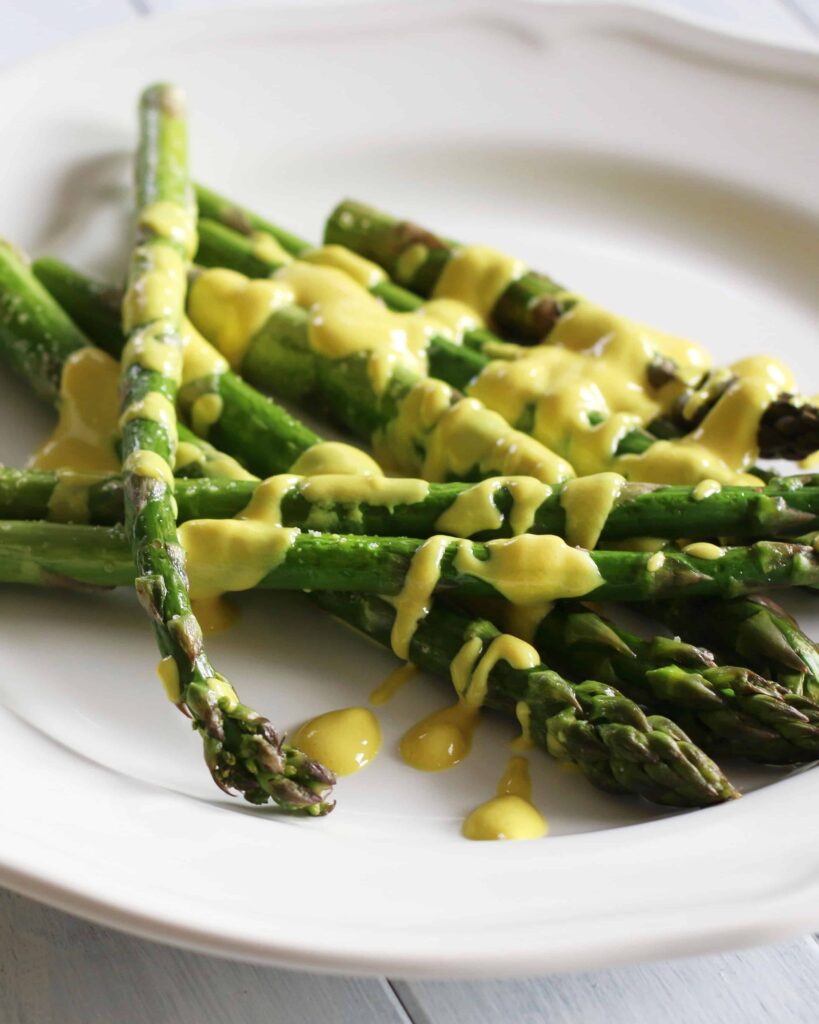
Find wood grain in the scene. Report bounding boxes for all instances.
[0,890,410,1024]
[394,937,819,1024]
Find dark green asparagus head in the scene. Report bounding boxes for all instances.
[186,679,336,814]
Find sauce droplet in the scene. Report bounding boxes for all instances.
[293,707,381,776]
[400,701,479,771]
[191,596,239,635]
[462,756,548,841]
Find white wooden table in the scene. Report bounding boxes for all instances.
[2,1,819,1020]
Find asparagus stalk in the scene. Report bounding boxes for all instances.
[34,254,566,481]
[4,519,819,604]
[31,257,322,475]
[667,368,819,462]
[531,604,819,763]
[0,216,249,488]
[196,183,504,352]
[0,516,734,806]
[4,465,819,540]
[195,183,312,259]
[654,597,819,703]
[311,590,737,807]
[195,209,819,465]
[324,200,819,461]
[7,456,814,766]
[118,84,332,813]
[193,216,655,455]
[174,426,257,481]
[0,241,90,402]
[195,215,508,390]
[0,466,248,523]
[323,199,560,341]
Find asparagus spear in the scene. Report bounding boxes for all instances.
[666,367,819,462]
[4,519,819,604]
[194,210,819,465]
[531,604,819,763]
[0,216,250,485]
[195,215,508,390]
[311,590,737,807]
[324,200,819,461]
[0,517,734,806]
[31,257,322,475]
[4,465,819,541]
[195,183,312,259]
[34,254,568,483]
[0,240,90,402]
[196,183,504,356]
[192,216,652,453]
[655,597,819,703]
[0,467,256,524]
[6,458,815,766]
[324,199,553,340]
[117,83,332,813]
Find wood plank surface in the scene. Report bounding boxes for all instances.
[394,938,819,1024]
[0,890,411,1024]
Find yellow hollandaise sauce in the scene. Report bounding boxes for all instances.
[289,441,385,478]
[559,472,625,549]
[463,289,794,485]
[30,347,121,474]
[433,476,552,538]
[370,662,419,705]
[191,596,239,634]
[178,473,301,598]
[431,244,527,321]
[45,469,102,523]
[186,239,798,489]
[400,633,543,772]
[179,471,434,602]
[400,700,480,772]
[512,701,533,752]
[453,534,602,606]
[681,542,725,560]
[156,655,181,704]
[374,379,574,484]
[187,261,480,393]
[186,263,575,486]
[174,440,257,482]
[293,707,381,776]
[462,756,547,841]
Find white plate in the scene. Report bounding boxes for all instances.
[1,0,819,979]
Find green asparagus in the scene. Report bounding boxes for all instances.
[118,84,333,813]
[192,215,655,457]
[531,603,819,763]
[31,256,322,475]
[655,597,819,704]
[196,206,819,465]
[324,199,819,462]
[4,518,819,604]
[312,590,738,807]
[3,465,819,541]
[35,254,574,483]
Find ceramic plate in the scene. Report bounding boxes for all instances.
[1,0,818,978]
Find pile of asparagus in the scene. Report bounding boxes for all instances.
[2,83,819,818]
